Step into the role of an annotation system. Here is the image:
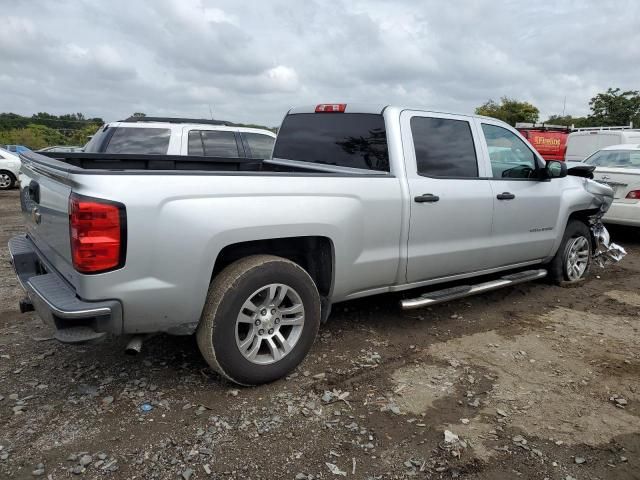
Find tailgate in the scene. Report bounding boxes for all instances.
[18,152,75,278]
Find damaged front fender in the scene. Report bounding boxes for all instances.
[590,222,626,268]
[581,178,626,267]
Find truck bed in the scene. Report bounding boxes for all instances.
[35,151,337,174]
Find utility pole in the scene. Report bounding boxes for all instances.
[208,104,214,120]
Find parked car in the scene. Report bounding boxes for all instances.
[580,143,640,227]
[0,147,20,190]
[82,117,276,159]
[516,122,570,161]
[3,144,31,155]
[9,103,621,385]
[37,145,83,153]
[565,125,640,161]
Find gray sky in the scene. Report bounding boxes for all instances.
[1,0,638,126]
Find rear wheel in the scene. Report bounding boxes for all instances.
[548,220,592,285]
[196,255,321,385]
[0,171,15,190]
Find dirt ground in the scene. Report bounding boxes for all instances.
[1,187,639,480]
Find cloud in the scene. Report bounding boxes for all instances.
[0,0,638,126]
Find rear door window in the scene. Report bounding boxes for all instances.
[244,132,275,159]
[188,130,240,157]
[104,127,171,154]
[273,113,389,171]
[411,116,478,177]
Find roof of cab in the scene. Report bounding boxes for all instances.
[286,103,510,124]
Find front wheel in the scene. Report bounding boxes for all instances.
[196,255,321,385]
[548,220,592,285]
[0,171,16,190]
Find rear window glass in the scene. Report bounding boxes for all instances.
[244,132,275,159]
[188,130,239,157]
[585,150,640,167]
[411,117,478,177]
[104,127,171,154]
[273,113,389,171]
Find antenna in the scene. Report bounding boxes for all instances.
[208,104,214,120]
[562,96,566,117]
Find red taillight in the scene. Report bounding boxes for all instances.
[69,193,126,273]
[315,103,346,113]
[626,190,640,199]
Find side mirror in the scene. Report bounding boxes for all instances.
[543,160,567,179]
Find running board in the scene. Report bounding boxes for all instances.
[400,269,548,310]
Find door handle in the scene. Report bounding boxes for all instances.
[414,193,440,203]
[496,192,515,200]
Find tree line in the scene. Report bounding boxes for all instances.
[476,88,640,128]
[0,113,104,150]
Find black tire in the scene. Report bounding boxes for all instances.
[0,170,16,190]
[548,219,592,285]
[196,255,321,385]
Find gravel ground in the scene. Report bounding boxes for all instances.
[1,188,639,480]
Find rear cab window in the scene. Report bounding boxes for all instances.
[272,113,389,171]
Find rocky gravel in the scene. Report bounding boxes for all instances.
[1,188,639,479]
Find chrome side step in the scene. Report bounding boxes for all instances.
[400,269,547,310]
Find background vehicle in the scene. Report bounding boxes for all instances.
[581,143,640,226]
[37,145,83,153]
[9,104,614,386]
[516,122,570,161]
[3,144,31,155]
[83,117,276,159]
[0,147,20,190]
[565,125,640,161]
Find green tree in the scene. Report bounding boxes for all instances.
[587,88,640,126]
[475,97,539,126]
[543,114,592,128]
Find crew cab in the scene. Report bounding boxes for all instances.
[9,104,618,385]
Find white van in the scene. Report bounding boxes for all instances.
[565,125,640,161]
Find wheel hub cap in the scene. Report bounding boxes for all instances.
[235,283,305,365]
[565,236,589,281]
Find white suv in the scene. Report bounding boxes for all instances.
[83,117,276,159]
[0,147,21,190]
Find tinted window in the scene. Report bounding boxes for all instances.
[585,150,640,167]
[244,132,275,159]
[105,127,170,154]
[187,130,204,156]
[482,124,538,179]
[83,125,110,153]
[273,113,389,171]
[188,130,239,157]
[411,117,478,177]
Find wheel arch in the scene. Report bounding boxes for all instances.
[211,235,335,304]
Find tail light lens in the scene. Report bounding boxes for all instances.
[626,190,640,199]
[69,193,126,273]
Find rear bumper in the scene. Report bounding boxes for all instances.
[8,235,123,343]
[603,200,640,227]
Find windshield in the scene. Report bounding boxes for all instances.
[584,150,640,168]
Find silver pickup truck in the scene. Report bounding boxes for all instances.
[9,103,621,385]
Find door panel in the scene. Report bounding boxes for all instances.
[479,120,561,265]
[401,111,495,283]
